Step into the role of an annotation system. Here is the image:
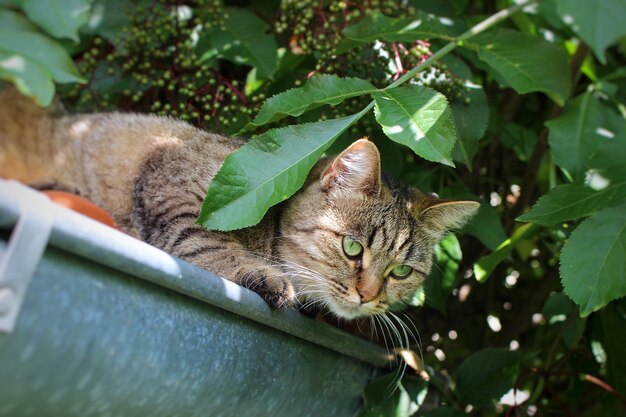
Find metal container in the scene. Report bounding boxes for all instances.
[0,180,390,417]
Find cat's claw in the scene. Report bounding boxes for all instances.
[264,287,296,309]
[247,273,296,309]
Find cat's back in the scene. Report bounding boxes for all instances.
[0,88,244,234]
[67,112,244,233]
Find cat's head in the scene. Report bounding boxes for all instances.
[278,139,479,319]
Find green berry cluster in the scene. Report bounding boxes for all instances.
[275,1,463,102]
[275,0,414,73]
[415,63,465,102]
[314,39,466,129]
[62,0,261,133]
[324,43,391,86]
[341,40,465,100]
[387,41,466,101]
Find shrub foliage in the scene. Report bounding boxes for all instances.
[2,0,626,415]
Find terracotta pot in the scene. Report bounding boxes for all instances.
[43,190,118,230]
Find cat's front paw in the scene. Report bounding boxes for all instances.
[245,270,296,309]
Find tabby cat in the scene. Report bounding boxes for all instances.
[0,87,479,319]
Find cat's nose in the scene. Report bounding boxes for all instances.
[356,279,381,303]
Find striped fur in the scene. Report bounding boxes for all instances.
[0,88,478,318]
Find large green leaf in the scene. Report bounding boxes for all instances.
[546,91,625,178]
[0,8,36,31]
[373,85,456,166]
[0,14,44,104]
[586,103,626,173]
[22,0,92,42]
[518,177,626,225]
[455,348,524,406]
[472,30,571,106]
[451,83,489,166]
[198,8,278,79]
[339,11,451,52]
[198,113,361,231]
[560,202,626,317]
[0,30,84,83]
[245,75,376,130]
[360,373,428,417]
[0,52,55,106]
[555,0,626,64]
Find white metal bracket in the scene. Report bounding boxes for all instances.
[0,180,53,333]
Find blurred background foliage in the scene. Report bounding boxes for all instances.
[1,0,626,416]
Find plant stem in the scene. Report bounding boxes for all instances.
[349,0,537,130]
[582,374,626,408]
[385,0,538,90]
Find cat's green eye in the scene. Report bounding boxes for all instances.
[342,236,363,258]
[390,265,413,279]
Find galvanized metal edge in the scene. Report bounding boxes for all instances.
[0,180,393,368]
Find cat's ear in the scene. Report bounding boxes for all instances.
[409,191,480,238]
[321,138,381,196]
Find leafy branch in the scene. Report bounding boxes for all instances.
[198,0,539,231]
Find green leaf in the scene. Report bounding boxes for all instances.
[586,105,626,174]
[455,348,524,406]
[245,75,376,130]
[603,67,626,82]
[0,9,36,31]
[537,0,569,31]
[0,9,54,107]
[198,8,278,79]
[518,177,626,225]
[563,315,586,348]
[198,113,361,231]
[555,0,626,64]
[472,30,571,106]
[450,83,489,166]
[0,52,55,106]
[339,11,451,52]
[373,85,457,166]
[560,202,626,317]
[424,234,462,313]
[84,0,132,42]
[463,203,507,251]
[0,30,84,83]
[440,53,473,80]
[360,373,428,417]
[0,17,81,105]
[542,293,586,347]
[546,91,626,178]
[474,223,539,282]
[543,292,576,321]
[22,0,92,42]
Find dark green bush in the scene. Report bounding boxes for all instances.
[2,0,625,415]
